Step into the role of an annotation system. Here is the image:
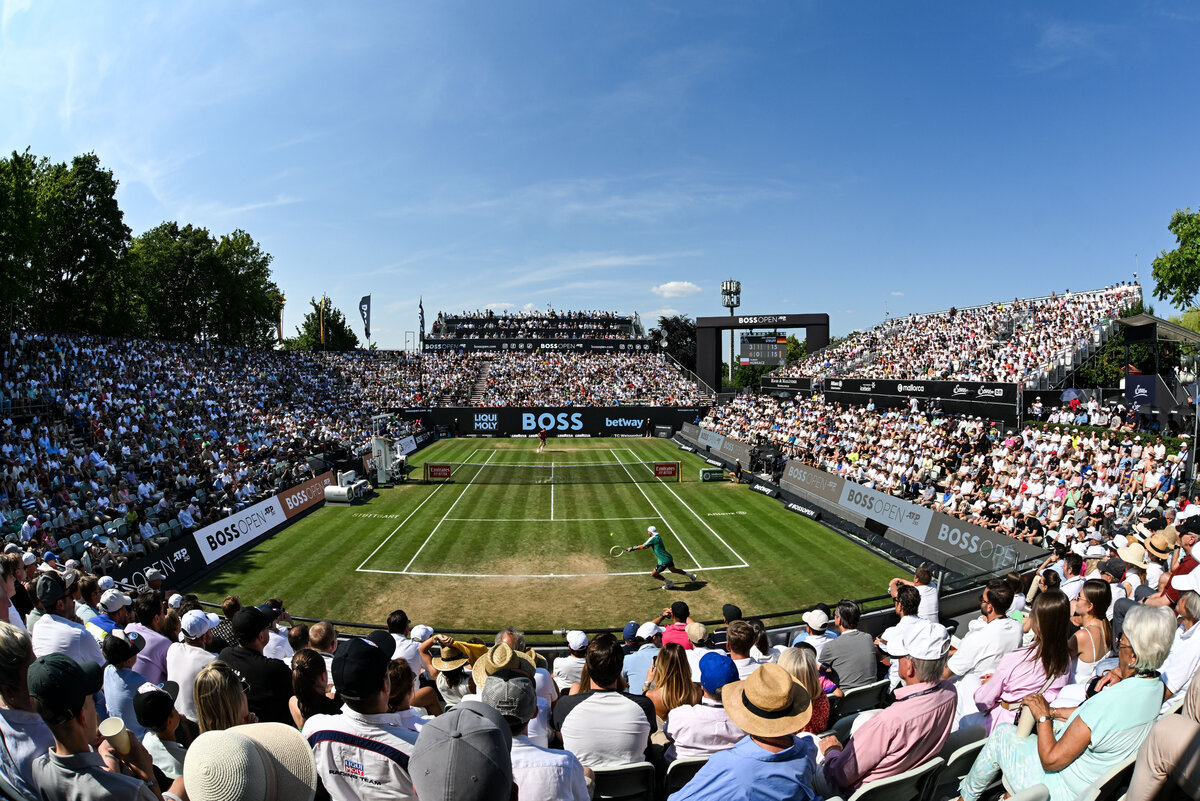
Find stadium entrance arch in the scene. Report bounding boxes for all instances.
[695,313,830,392]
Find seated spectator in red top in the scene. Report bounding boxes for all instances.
[661,601,694,650]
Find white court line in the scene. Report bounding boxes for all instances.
[607,449,702,570]
[355,447,483,571]
[621,447,749,567]
[401,449,499,573]
[358,564,749,579]
[550,462,555,521]
[443,516,660,522]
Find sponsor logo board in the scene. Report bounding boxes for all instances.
[837,481,930,542]
[654,463,678,477]
[193,496,285,565]
[278,472,335,519]
[427,464,452,479]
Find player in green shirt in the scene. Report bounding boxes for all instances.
[627,526,697,590]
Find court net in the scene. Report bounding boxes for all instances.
[423,460,681,484]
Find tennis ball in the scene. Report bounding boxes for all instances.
[610,532,614,537]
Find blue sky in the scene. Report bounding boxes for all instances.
[2,2,1197,348]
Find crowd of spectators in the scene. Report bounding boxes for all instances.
[702,393,1186,546]
[782,284,1140,383]
[5,547,1200,800]
[432,308,638,340]
[480,352,705,407]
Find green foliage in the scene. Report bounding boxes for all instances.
[1075,300,1178,388]
[0,149,282,345]
[733,362,772,388]
[1168,307,1200,334]
[786,334,805,365]
[283,297,361,351]
[1026,422,1185,455]
[1152,207,1200,309]
[649,313,697,372]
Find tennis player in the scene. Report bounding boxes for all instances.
[536,427,547,453]
[627,526,697,590]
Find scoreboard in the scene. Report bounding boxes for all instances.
[739,334,787,366]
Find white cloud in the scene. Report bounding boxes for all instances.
[646,307,681,320]
[890,291,904,296]
[652,280,703,298]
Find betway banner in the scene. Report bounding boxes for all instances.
[396,407,708,438]
[193,472,334,564]
[776,459,1044,573]
[422,339,655,353]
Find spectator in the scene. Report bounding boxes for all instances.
[410,701,513,801]
[790,607,836,660]
[418,634,472,710]
[28,653,169,800]
[86,587,134,643]
[0,622,55,798]
[134,680,185,780]
[209,595,241,652]
[819,599,876,689]
[183,722,319,801]
[289,648,341,729]
[552,632,656,768]
[1070,579,1112,684]
[218,607,294,725]
[259,601,294,663]
[1158,571,1200,710]
[309,620,339,693]
[877,585,925,689]
[195,660,257,733]
[818,620,956,797]
[386,660,424,731]
[889,566,940,623]
[664,651,745,762]
[684,621,721,683]
[669,662,819,801]
[944,579,1022,721]
[480,671,589,801]
[470,643,554,749]
[959,604,1177,801]
[127,590,171,685]
[166,609,218,731]
[725,620,762,680]
[103,629,151,739]
[621,621,663,693]
[1126,660,1200,801]
[661,601,694,650]
[645,642,701,720]
[552,630,588,690]
[30,571,104,665]
[303,632,418,800]
[777,646,831,735]
[963,590,1073,732]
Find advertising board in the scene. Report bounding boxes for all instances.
[395,407,707,438]
[653,463,678,478]
[192,472,334,565]
[422,339,655,353]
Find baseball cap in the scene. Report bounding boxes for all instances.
[42,551,56,562]
[565,630,588,651]
[100,588,133,612]
[181,610,221,641]
[102,629,146,665]
[144,567,166,583]
[685,621,708,644]
[21,552,36,567]
[97,575,115,592]
[35,572,66,606]
[479,674,537,726]
[332,632,396,701]
[1099,558,1127,579]
[28,654,103,725]
[167,594,183,610]
[621,621,639,641]
[722,603,743,622]
[410,701,513,801]
[410,624,434,641]
[134,681,180,730]
[883,620,950,660]
[231,608,272,642]
[647,526,658,536]
[636,621,664,640]
[802,609,829,632]
[699,652,739,694]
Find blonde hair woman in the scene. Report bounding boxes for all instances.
[645,643,700,721]
[194,660,256,733]
[778,645,830,734]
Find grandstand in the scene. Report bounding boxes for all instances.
[3,288,1195,801]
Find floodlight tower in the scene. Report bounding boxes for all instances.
[721,279,741,384]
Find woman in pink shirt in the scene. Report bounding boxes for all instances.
[969,589,1072,732]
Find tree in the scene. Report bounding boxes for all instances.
[283,297,360,351]
[1168,307,1200,334]
[209,230,282,348]
[27,153,133,334]
[128,222,220,341]
[1152,207,1200,309]
[0,149,38,319]
[1075,300,1178,387]
[649,314,696,372]
[786,334,805,365]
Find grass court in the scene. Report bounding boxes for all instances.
[188,438,900,631]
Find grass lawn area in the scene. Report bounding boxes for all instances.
[187,438,900,633]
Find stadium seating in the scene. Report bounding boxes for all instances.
[591,761,657,800]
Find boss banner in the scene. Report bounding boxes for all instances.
[396,407,707,437]
[421,339,656,353]
[111,539,206,590]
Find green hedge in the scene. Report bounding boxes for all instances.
[1025,421,1187,456]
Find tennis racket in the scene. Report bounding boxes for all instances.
[609,546,626,558]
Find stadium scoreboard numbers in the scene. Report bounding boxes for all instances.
[739,334,787,366]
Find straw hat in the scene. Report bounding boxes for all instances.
[184,722,318,801]
[470,642,535,692]
[431,643,470,672]
[1145,533,1172,561]
[722,663,812,738]
[1117,542,1150,570]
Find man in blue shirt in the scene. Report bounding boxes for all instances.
[668,663,819,801]
[621,622,663,694]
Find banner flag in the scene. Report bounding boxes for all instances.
[359,295,371,341]
[419,297,425,351]
[319,295,326,345]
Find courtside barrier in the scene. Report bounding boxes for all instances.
[395,406,708,438]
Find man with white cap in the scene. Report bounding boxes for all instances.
[817,620,956,798]
[1158,572,1200,713]
[790,608,834,660]
[627,525,697,590]
[620,621,662,695]
[86,587,134,642]
[552,630,589,691]
[166,609,219,729]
